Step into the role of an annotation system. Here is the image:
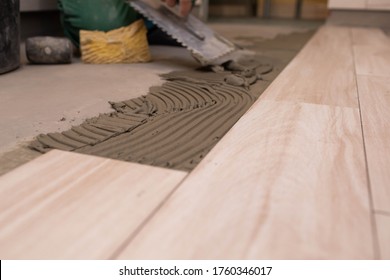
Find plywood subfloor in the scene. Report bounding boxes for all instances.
[0,25,389,259]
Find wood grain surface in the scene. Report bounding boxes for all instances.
[351,27,389,46]
[352,28,390,77]
[261,26,359,108]
[328,0,366,9]
[352,26,390,259]
[366,0,390,10]
[0,150,187,259]
[376,213,390,259]
[117,100,374,259]
[356,75,390,213]
[352,27,390,214]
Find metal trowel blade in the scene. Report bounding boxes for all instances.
[127,0,239,65]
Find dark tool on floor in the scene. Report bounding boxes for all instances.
[26,37,73,64]
[127,0,239,65]
[0,0,20,74]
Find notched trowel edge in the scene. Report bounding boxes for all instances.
[128,0,243,65]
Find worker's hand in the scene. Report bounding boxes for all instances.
[162,0,193,17]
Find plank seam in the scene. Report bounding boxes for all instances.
[374,210,390,217]
[108,172,190,259]
[350,28,381,260]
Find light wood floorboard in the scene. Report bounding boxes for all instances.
[366,0,390,10]
[261,26,359,108]
[353,27,390,213]
[376,213,390,259]
[0,150,187,259]
[351,27,389,46]
[117,100,374,259]
[356,75,390,213]
[352,28,390,77]
[328,0,366,9]
[352,26,390,260]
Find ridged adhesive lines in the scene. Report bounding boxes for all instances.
[30,54,274,170]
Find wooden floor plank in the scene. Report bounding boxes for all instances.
[328,0,366,9]
[352,28,390,77]
[0,150,187,259]
[366,0,390,11]
[261,26,359,108]
[356,75,390,213]
[117,100,373,259]
[376,213,390,260]
[351,27,389,46]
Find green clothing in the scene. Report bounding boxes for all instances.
[58,0,138,47]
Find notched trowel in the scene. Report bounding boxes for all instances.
[127,0,247,65]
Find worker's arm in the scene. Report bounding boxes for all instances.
[162,0,194,17]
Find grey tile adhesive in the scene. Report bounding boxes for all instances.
[30,31,315,171]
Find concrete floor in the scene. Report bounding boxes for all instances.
[0,20,322,175]
[0,45,196,152]
[0,45,197,174]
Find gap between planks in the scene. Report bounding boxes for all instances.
[351,27,390,259]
